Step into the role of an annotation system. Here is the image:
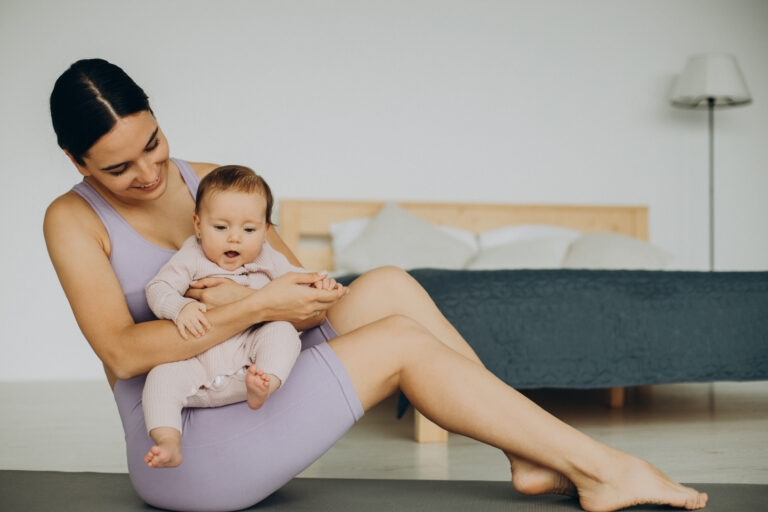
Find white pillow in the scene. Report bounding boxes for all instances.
[329,218,370,255]
[479,224,581,250]
[334,203,477,273]
[330,217,478,253]
[562,233,673,270]
[466,237,573,270]
[438,225,479,252]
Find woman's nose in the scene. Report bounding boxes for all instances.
[136,158,156,182]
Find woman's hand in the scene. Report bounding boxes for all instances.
[256,272,349,324]
[311,277,344,291]
[185,278,252,309]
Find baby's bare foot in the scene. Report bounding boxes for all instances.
[144,442,182,468]
[576,452,707,512]
[508,455,577,497]
[246,365,271,409]
[145,427,182,468]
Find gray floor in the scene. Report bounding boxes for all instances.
[1,380,767,484]
[2,472,765,512]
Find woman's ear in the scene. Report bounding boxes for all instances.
[63,150,90,177]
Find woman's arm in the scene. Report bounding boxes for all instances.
[185,273,343,332]
[262,228,338,329]
[185,225,339,331]
[44,195,343,380]
[43,195,272,380]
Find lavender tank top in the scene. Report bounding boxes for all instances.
[71,158,199,323]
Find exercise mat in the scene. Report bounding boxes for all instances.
[1,471,765,511]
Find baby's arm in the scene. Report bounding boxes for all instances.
[146,239,210,338]
[260,241,344,291]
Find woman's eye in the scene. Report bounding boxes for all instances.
[144,138,160,152]
[111,167,128,176]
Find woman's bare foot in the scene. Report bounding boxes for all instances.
[144,427,182,468]
[508,454,577,497]
[246,366,278,409]
[575,451,708,512]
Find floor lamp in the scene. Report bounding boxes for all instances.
[671,53,752,271]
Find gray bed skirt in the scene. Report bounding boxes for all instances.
[341,269,768,389]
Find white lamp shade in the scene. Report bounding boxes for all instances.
[671,53,752,108]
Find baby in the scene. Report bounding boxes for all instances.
[142,165,344,468]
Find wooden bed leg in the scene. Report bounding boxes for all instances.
[607,387,625,408]
[414,410,448,443]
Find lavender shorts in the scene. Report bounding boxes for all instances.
[113,320,364,512]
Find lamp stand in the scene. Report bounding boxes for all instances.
[671,54,753,271]
[708,97,714,271]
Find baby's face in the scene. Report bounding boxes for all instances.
[194,190,268,271]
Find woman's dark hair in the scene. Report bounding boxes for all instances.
[50,58,152,165]
[196,165,275,225]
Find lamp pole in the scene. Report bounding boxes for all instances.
[708,97,714,271]
[670,53,752,272]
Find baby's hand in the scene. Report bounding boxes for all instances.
[311,277,345,291]
[175,302,210,340]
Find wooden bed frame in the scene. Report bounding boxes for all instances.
[279,200,648,272]
[279,200,649,442]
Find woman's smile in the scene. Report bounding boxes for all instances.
[132,171,162,191]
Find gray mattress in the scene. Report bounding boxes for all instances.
[340,269,768,389]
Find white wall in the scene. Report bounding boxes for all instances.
[1,0,766,381]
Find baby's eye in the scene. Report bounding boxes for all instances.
[244,228,256,233]
[214,225,226,231]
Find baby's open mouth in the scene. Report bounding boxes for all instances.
[225,251,240,258]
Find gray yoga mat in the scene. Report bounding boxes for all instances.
[1,470,765,511]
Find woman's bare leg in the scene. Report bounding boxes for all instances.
[327,266,574,495]
[328,267,478,359]
[328,315,707,512]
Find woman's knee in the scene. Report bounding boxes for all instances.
[378,313,425,331]
[356,266,427,306]
[328,267,423,334]
[368,265,409,278]
[359,266,417,291]
[376,314,439,352]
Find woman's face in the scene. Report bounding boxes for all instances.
[70,110,171,204]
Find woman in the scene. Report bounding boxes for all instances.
[44,58,707,512]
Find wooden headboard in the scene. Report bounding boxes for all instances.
[279,200,649,271]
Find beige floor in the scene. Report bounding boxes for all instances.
[1,380,766,484]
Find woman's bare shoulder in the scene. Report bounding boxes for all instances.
[187,161,220,180]
[45,190,98,227]
[44,190,108,251]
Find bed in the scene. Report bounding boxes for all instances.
[278,200,768,442]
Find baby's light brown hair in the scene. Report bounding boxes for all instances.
[195,165,274,225]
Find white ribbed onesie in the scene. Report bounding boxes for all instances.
[142,235,304,434]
